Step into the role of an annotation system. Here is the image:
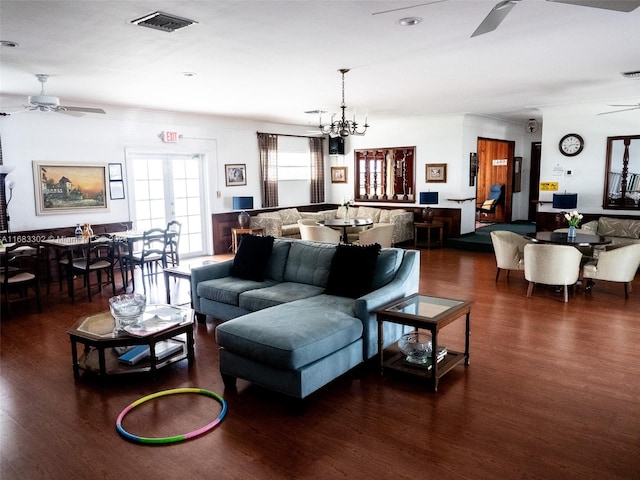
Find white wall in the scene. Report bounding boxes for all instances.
[2,94,636,249]
[537,103,639,215]
[0,97,311,251]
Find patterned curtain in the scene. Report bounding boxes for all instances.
[309,137,325,204]
[257,133,279,208]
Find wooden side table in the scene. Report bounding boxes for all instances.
[414,222,443,249]
[231,227,264,253]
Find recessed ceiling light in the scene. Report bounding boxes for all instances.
[398,17,422,26]
[1,40,19,47]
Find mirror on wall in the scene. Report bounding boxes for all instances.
[354,146,415,202]
[604,134,640,210]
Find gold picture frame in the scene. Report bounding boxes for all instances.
[33,162,108,215]
[426,163,447,183]
[331,166,348,183]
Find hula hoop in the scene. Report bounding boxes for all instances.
[116,388,227,444]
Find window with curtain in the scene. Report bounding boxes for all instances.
[257,133,325,207]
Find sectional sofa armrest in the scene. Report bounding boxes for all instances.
[354,249,420,359]
[250,216,282,237]
[389,211,415,244]
[190,260,233,312]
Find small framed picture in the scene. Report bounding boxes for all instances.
[426,163,447,183]
[109,180,125,200]
[108,163,123,181]
[331,166,347,184]
[225,164,247,186]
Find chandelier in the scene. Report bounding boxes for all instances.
[319,69,369,138]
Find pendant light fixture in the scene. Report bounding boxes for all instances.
[319,69,369,138]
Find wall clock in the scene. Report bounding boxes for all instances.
[559,133,584,157]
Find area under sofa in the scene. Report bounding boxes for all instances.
[190,237,420,399]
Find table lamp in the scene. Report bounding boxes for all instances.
[419,192,439,223]
[552,193,577,210]
[233,196,253,228]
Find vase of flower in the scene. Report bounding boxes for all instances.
[564,210,582,239]
[342,198,353,221]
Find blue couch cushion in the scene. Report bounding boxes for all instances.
[197,277,278,306]
[371,248,404,290]
[283,241,336,287]
[265,240,291,281]
[325,243,381,298]
[230,234,274,281]
[239,282,325,311]
[216,297,362,370]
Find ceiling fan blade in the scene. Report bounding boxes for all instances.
[62,106,106,114]
[471,0,518,38]
[597,106,640,115]
[547,0,640,12]
[371,0,448,16]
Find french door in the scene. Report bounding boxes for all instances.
[129,153,206,259]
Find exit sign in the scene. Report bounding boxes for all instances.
[162,131,179,143]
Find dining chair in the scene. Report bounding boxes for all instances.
[130,228,168,291]
[298,224,341,244]
[524,244,583,303]
[582,243,640,298]
[164,220,182,267]
[354,224,394,248]
[1,242,43,317]
[490,230,531,282]
[70,234,116,302]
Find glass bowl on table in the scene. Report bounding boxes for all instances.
[398,331,433,365]
[109,293,146,334]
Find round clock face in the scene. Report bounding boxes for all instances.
[559,134,584,156]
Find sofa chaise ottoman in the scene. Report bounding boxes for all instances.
[191,236,420,399]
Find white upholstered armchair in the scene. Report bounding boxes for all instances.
[583,243,640,298]
[490,230,531,282]
[524,244,583,303]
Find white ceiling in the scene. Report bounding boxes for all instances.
[1,0,639,127]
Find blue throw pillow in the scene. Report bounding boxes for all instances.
[230,235,275,281]
[325,243,381,298]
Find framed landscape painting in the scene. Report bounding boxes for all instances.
[33,162,108,215]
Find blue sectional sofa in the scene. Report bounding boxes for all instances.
[190,237,420,399]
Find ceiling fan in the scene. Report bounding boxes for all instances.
[5,74,106,115]
[372,0,640,37]
[472,0,640,37]
[597,103,640,115]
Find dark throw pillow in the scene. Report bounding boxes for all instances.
[325,243,381,298]
[230,234,275,281]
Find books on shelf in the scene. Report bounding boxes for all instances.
[117,340,183,365]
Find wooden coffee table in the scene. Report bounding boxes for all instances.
[67,304,195,378]
[374,293,472,392]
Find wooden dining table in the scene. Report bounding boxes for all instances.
[43,229,176,299]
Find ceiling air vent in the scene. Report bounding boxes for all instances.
[622,70,640,79]
[130,11,197,32]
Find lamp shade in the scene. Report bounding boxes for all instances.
[552,193,577,210]
[232,196,253,210]
[419,192,438,205]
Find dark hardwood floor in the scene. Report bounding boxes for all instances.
[1,248,639,479]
